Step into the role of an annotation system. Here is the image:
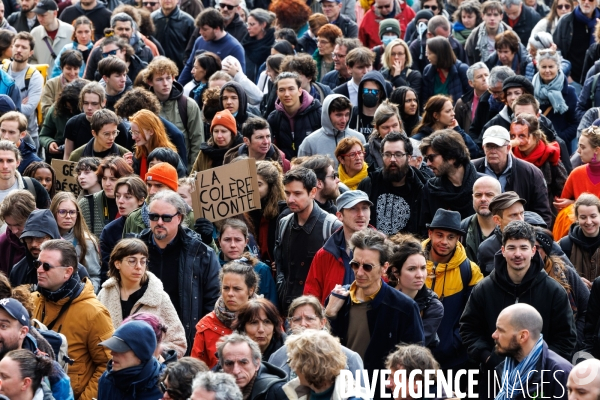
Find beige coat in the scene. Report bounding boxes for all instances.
[30,20,74,67]
[40,75,64,118]
[97,271,188,358]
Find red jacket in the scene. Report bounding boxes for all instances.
[358,2,416,48]
[304,228,347,305]
[191,311,232,368]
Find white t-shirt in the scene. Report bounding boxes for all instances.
[0,179,19,203]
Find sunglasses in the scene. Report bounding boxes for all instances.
[159,381,177,396]
[219,3,236,10]
[148,212,180,222]
[363,88,379,95]
[423,4,438,10]
[33,260,68,271]
[101,49,118,58]
[556,4,571,9]
[423,153,439,163]
[350,260,377,272]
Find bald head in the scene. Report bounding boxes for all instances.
[499,304,543,340]
[473,176,502,217]
[568,359,600,400]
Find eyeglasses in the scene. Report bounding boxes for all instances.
[391,51,405,58]
[101,49,118,58]
[218,3,236,10]
[33,260,68,272]
[363,88,379,96]
[121,257,148,267]
[382,152,406,160]
[159,382,177,396]
[423,4,438,10]
[511,116,531,127]
[289,315,319,324]
[148,212,180,222]
[332,53,347,59]
[325,172,339,179]
[556,4,571,10]
[423,153,440,163]
[340,150,366,159]
[57,209,78,217]
[98,130,119,138]
[350,260,378,272]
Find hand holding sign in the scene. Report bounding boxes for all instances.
[51,159,81,197]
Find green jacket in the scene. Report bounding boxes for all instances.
[68,141,129,163]
[79,190,109,238]
[39,105,70,151]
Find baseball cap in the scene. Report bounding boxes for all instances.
[33,0,58,14]
[0,298,30,327]
[99,321,157,362]
[336,190,372,210]
[482,126,510,147]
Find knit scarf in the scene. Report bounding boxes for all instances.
[532,71,568,114]
[339,162,368,190]
[512,140,560,168]
[495,335,544,400]
[574,6,600,45]
[38,273,83,303]
[477,22,505,63]
[214,293,259,329]
[242,372,258,400]
[141,202,150,229]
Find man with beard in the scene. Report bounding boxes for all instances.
[301,155,340,215]
[304,190,372,304]
[461,176,501,263]
[357,132,426,236]
[136,189,220,350]
[7,0,39,32]
[423,208,483,372]
[0,298,73,399]
[274,167,342,314]
[420,129,482,231]
[490,304,571,399]
[460,221,576,398]
[9,209,90,287]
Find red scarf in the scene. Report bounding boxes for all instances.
[513,140,561,168]
[139,155,148,180]
[437,68,447,84]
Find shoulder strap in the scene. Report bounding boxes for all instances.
[322,213,338,242]
[23,66,35,91]
[42,37,57,60]
[86,195,95,234]
[177,95,189,130]
[45,296,75,331]
[1,60,8,73]
[406,68,412,77]
[591,73,600,105]
[22,176,37,199]
[459,259,473,293]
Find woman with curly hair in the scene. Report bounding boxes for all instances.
[159,358,208,399]
[284,330,368,400]
[269,0,311,36]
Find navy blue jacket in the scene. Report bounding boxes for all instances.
[577,71,600,115]
[321,70,348,91]
[97,359,164,400]
[421,60,470,109]
[18,139,41,174]
[327,281,425,374]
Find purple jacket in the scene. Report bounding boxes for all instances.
[0,229,25,275]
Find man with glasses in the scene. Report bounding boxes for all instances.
[465,0,510,64]
[29,0,73,66]
[32,239,113,400]
[142,0,160,12]
[216,0,246,43]
[137,189,220,350]
[554,0,599,84]
[423,208,482,372]
[320,0,358,38]
[304,189,371,304]
[325,228,424,400]
[10,209,90,286]
[152,0,196,72]
[68,109,130,162]
[357,132,424,236]
[59,0,112,41]
[501,0,540,46]
[321,37,362,90]
[358,0,415,48]
[274,167,342,315]
[299,95,365,165]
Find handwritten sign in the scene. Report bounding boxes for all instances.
[191,159,261,222]
[51,159,80,197]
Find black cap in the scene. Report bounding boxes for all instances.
[33,0,58,14]
[502,75,534,96]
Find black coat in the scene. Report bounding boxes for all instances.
[502,5,541,45]
[6,11,38,32]
[138,226,220,350]
[59,2,112,41]
[472,155,554,227]
[582,276,600,358]
[460,251,577,368]
[242,28,275,84]
[332,13,358,38]
[380,67,422,94]
[152,6,196,72]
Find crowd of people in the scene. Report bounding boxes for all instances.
[0,0,599,398]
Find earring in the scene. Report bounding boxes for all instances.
[593,153,598,163]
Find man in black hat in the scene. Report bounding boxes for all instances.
[423,208,483,372]
[29,0,74,66]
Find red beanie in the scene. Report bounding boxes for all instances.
[146,162,178,191]
[210,109,237,135]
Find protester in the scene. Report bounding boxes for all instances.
[335,138,368,190]
[50,16,94,79]
[0,190,35,274]
[159,357,208,400]
[0,349,54,400]
[234,298,285,361]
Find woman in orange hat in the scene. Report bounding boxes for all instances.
[190,109,244,173]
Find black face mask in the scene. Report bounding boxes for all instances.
[362,92,379,108]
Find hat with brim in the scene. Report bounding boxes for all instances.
[336,190,373,210]
[99,336,132,353]
[426,209,466,235]
[20,230,49,240]
[488,191,527,215]
[33,0,58,14]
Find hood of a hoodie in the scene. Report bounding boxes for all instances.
[19,139,37,157]
[567,224,600,253]
[166,80,185,101]
[21,209,61,241]
[220,81,248,126]
[490,249,547,296]
[423,239,470,274]
[357,70,388,112]
[321,93,351,137]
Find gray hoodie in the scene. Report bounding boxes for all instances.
[297,94,366,167]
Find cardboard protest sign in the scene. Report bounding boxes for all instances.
[51,159,80,197]
[191,159,261,222]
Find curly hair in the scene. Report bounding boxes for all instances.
[280,54,317,82]
[286,330,347,389]
[269,0,311,32]
[114,87,161,118]
[160,358,209,400]
[146,57,178,82]
[55,79,88,117]
[385,344,439,378]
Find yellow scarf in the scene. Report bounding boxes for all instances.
[349,281,381,303]
[360,0,374,11]
[339,162,368,190]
